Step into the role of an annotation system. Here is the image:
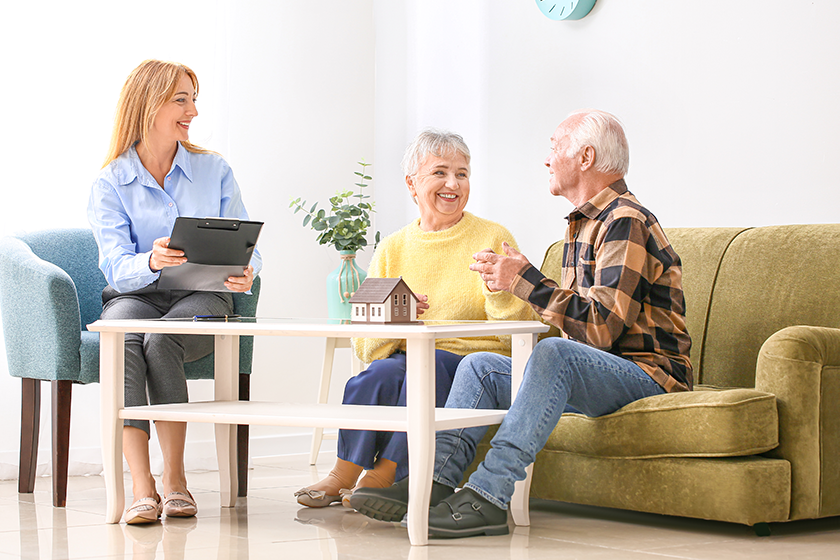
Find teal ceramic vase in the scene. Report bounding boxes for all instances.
[326,251,366,320]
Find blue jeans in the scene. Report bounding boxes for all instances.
[433,337,666,510]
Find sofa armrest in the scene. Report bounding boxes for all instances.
[0,237,83,381]
[756,325,840,521]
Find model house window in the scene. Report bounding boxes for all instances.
[394,294,399,305]
[361,307,366,317]
[402,294,407,305]
[355,307,359,316]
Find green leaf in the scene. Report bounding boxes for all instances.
[289,158,376,252]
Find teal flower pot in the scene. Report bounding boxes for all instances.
[326,251,367,320]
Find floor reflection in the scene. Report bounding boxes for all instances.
[123,516,199,560]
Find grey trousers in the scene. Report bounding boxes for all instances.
[100,284,234,436]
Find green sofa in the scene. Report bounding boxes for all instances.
[473,224,840,534]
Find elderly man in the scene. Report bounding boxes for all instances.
[350,110,693,538]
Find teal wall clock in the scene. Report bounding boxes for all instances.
[535,0,597,21]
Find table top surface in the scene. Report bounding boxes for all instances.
[88,317,550,338]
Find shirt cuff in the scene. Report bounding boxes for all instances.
[510,263,540,301]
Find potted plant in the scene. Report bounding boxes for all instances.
[290,160,380,319]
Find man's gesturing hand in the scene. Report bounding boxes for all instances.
[469,241,532,293]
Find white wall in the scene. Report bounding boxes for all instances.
[1,0,839,478]
[375,0,840,262]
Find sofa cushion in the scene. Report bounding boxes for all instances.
[543,387,778,459]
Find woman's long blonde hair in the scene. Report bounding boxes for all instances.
[102,59,210,168]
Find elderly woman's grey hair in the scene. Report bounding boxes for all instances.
[401,128,471,177]
[565,110,630,177]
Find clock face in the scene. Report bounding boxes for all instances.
[535,0,597,21]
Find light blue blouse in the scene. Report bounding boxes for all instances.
[87,143,263,293]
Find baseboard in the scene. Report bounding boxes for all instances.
[0,430,337,480]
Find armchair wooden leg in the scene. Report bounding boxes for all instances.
[19,378,41,494]
[237,373,250,498]
[51,380,72,508]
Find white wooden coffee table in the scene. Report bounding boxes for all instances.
[88,318,549,546]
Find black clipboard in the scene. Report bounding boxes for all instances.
[157,217,263,292]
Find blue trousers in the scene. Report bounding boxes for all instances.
[338,350,463,481]
[433,337,666,509]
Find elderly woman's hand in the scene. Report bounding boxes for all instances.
[149,237,187,272]
[225,265,255,293]
[415,294,430,316]
[470,242,532,293]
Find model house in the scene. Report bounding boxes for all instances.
[349,277,417,323]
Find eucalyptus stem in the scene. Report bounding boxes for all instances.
[289,159,380,253]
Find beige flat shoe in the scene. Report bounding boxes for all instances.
[162,491,197,518]
[295,487,342,508]
[125,494,162,525]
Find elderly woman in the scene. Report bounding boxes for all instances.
[295,129,538,508]
[88,60,261,524]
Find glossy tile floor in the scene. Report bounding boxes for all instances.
[1,452,839,559]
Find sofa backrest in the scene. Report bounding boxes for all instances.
[539,224,840,390]
[690,224,840,388]
[664,227,748,386]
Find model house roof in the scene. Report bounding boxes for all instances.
[349,277,416,304]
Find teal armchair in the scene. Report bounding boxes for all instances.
[0,229,260,506]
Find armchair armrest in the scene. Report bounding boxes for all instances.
[0,237,83,381]
[756,325,840,521]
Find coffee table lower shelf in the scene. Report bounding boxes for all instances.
[120,401,507,431]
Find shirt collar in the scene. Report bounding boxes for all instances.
[115,142,193,187]
[568,178,628,221]
[172,142,193,182]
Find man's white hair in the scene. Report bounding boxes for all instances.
[565,110,629,177]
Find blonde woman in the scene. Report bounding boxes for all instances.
[88,60,262,524]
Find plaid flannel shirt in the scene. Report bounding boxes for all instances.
[510,179,693,392]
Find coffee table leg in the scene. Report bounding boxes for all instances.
[509,333,538,527]
[405,337,436,546]
[214,334,240,507]
[99,331,125,524]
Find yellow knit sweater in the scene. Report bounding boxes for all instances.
[352,212,540,364]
